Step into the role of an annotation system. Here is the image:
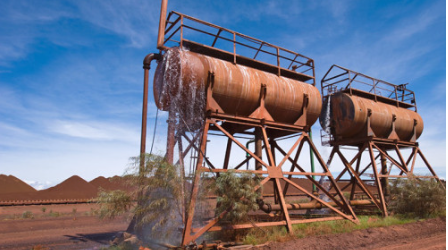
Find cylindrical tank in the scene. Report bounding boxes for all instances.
[154,48,322,126]
[319,92,423,141]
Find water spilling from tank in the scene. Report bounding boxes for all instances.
[323,95,331,134]
[158,48,206,132]
[309,162,332,215]
[144,48,212,246]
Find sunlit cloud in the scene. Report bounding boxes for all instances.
[48,120,139,142]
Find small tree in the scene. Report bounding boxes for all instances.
[97,189,132,219]
[96,154,184,245]
[209,170,261,223]
[389,177,445,218]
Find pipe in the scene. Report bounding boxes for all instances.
[157,0,169,50]
[257,199,375,213]
[132,52,162,234]
[140,53,162,174]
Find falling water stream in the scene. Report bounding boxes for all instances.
[139,48,210,247]
[323,95,332,134]
[310,95,332,215]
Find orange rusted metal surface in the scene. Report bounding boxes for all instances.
[319,65,443,218]
[154,48,321,125]
[321,92,423,141]
[144,5,357,247]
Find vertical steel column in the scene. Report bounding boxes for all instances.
[157,0,168,50]
[380,153,389,198]
[349,147,362,200]
[140,53,160,173]
[368,142,388,216]
[223,138,233,169]
[255,127,263,170]
[140,64,149,174]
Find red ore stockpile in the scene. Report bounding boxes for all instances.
[0,175,130,202]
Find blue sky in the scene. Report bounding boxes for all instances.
[0,0,445,189]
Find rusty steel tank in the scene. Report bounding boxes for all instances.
[320,92,423,141]
[154,47,322,127]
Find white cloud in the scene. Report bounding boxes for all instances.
[72,0,159,48]
[48,119,140,142]
[381,1,443,44]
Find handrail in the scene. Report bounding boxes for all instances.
[321,65,417,111]
[159,11,315,84]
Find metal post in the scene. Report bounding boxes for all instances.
[255,128,263,170]
[380,153,389,198]
[140,65,149,175]
[157,0,168,50]
[140,53,161,173]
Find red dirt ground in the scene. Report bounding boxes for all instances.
[0,205,444,250]
[0,175,443,249]
[0,203,130,250]
[255,217,446,250]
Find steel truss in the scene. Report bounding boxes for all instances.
[167,114,359,246]
[326,138,444,217]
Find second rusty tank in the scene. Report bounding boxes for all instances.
[320,92,424,141]
[154,47,322,128]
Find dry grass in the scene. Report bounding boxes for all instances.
[242,215,417,245]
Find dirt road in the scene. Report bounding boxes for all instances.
[0,204,130,250]
[257,217,446,250]
[0,216,129,250]
[0,216,129,249]
[375,233,446,250]
[0,203,444,250]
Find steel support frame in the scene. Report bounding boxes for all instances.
[179,115,358,246]
[328,139,443,217]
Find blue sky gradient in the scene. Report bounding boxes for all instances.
[0,0,445,189]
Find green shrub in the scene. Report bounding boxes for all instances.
[97,190,132,219]
[22,211,33,219]
[48,210,60,217]
[41,207,46,213]
[96,154,184,245]
[208,170,261,223]
[389,177,445,218]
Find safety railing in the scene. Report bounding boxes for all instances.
[321,65,417,111]
[160,11,315,84]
